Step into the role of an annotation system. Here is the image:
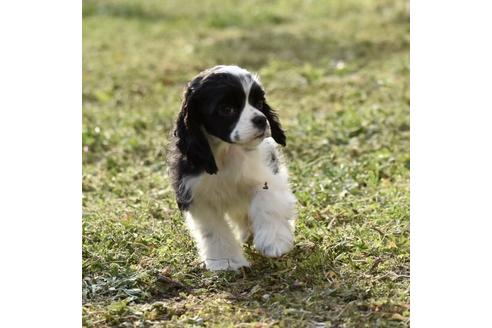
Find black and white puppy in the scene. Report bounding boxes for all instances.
[169,65,297,271]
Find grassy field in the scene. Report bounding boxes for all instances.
[83,0,409,326]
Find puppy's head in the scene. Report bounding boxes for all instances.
[174,65,286,174]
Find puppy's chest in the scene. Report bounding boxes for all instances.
[194,149,265,207]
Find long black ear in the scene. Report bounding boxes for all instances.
[264,102,286,146]
[174,79,218,174]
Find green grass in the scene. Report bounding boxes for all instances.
[83,0,409,326]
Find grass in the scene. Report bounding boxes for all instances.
[82,0,409,326]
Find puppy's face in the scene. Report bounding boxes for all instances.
[175,65,286,174]
[185,66,283,148]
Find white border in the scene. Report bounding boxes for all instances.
[0,1,81,327]
[412,0,492,326]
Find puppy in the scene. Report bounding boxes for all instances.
[168,65,297,271]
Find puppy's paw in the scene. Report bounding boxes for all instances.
[204,257,250,271]
[256,236,293,257]
[259,237,293,258]
[254,224,294,258]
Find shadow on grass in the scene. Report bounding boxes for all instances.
[143,244,374,325]
[195,30,409,70]
[83,1,174,21]
[82,1,290,28]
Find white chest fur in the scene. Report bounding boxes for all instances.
[185,137,286,212]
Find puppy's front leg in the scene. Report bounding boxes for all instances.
[249,186,297,257]
[185,204,250,271]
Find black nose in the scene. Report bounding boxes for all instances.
[252,115,267,129]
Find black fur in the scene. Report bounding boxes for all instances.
[168,66,286,211]
[175,75,218,175]
[249,82,286,146]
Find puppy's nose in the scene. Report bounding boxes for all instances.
[252,115,267,129]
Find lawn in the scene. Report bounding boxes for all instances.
[82,0,409,326]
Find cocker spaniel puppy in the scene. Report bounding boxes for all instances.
[169,65,297,271]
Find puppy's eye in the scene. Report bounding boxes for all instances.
[218,106,235,116]
[255,99,265,109]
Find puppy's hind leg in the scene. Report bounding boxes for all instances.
[185,204,250,271]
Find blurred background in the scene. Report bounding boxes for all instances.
[83,1,409,326]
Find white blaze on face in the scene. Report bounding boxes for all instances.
[230,103,269,144]
[211,65,268,144]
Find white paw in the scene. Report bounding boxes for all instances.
[259,237,293,257]
[204,257,250,271]
[254,224,294,258]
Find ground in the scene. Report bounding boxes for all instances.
[82,0,409,326]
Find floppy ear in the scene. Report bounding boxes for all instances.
[174,79,218,174]
[263,102,286,146]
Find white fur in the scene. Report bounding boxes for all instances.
[184,136,297,271]
[230,103,269,144]
[215,65,270,145]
